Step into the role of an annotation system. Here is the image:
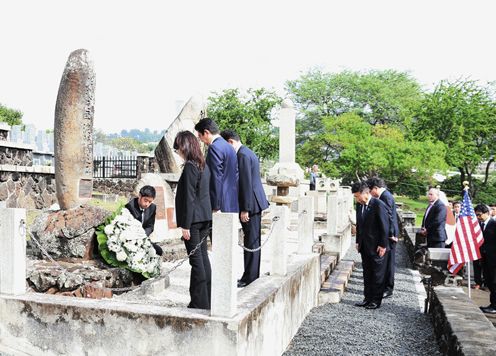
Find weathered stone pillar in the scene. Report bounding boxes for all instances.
[54,49,95,210]
[0,208,26,294]
[271,206,289,276]
[211,212,238,318]
[297,196,314,254]
[327,190,338,235]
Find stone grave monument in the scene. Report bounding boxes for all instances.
[54,49,95,210]
[267,99,304,208]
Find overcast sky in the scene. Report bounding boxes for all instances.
[1,0,495,133]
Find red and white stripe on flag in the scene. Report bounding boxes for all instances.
[447,190,484,274]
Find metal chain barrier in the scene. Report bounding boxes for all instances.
[238,215,280,253]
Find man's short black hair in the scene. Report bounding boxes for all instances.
[220,129,240,142]
[366,177,386,189]
[453,201,461,207]
[351,181,369,194]
[474,204,490,214]
[139,185,156,199]
[194,118,220,135]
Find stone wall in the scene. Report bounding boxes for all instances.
[93,178,137,198]
[0,166,56,209]
[0,141,33,166]
[431,286,496,355]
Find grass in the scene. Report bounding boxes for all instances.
[87,195,128,212]
[395,195,429,226]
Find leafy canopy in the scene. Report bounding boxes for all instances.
[207,88,281,160]
[0,103,23,126]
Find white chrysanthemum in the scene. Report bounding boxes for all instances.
[116,250,128,261]
[104,225,114,236]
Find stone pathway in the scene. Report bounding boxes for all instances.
[284,239,442,356]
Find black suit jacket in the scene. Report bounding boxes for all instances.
[356,197,390,256]
[481,219,496,265]
[125,198,156,237]
[175,161,212,229]
[422,199,447,242]
[237,145,269,214]
[379,190,399,238]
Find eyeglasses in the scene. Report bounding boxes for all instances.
[475,213,483,217]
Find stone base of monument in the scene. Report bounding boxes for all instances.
[26,258,136,297]
[0,211,321,356]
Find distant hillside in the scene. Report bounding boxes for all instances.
[106,128,166,143]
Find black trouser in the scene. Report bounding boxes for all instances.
[240,212,262,284]
[427,240,445,248]
[152,243,163,256]
[384,241,396,293]
[184,221,211,309]
[473,259,484,286]
[483,259,496,306]
[361,251,388,304]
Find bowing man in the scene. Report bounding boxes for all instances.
[352,181,390,310]
[195,118,239,214]
[221,130,269,288]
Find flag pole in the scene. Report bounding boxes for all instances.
[463,181,471,299]
[467,261,471,298]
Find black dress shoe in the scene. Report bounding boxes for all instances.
[354,300,370,307]
[365,302,381,309]
[480,306,496,314]
[237,280,248,288]
[383,290,393,298]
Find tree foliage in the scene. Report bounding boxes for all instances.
[413,80,496,188]
[297,113,447,197]
[286,69,423,144]
[0,103,23,126]
[207,88,281,160]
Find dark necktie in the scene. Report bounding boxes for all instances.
[481,222,485,231]
[141,209,145,222]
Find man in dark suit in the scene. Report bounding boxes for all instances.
[352,181,390,310]
[367,177,399,299]
[420,187,447,248]
[221,130,270,288]
[475,204,496,314]
[125,185,163,256]
[195,118,239,214]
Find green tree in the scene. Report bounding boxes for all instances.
[298,113,447,197]
[207,88,282,160]
[286,69,423,144]
[413,80,496,190]
[0,103,23,126]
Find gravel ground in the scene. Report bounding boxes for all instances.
[284,238,442,356]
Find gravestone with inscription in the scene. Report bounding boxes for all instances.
[54,49,95,210]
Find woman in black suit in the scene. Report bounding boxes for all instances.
[173,131,212,309]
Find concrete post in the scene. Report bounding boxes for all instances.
[0,208,26,295]
[211,212,238,318]
[297,196,314,254]
[327,190,338,235]
[272,206,289,276]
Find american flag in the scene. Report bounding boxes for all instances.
[448,189,484,274]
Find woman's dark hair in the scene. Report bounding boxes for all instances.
[173,131,205,170]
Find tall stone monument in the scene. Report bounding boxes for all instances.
[268,99,304,180]
[54,49,95,210]
[154,95,207,174]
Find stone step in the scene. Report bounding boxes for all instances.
[320,254,338,286]
[312,242,325,255]
[318,260,355,305]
